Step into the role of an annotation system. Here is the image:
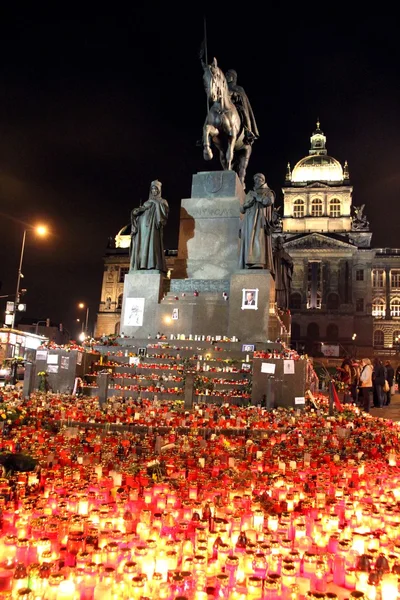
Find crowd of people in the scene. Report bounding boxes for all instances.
[337,356,399,412]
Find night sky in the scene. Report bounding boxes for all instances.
[0,9,399,338]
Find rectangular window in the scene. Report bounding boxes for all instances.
[356,269,364,281]
[391,270,400,288]
[119,267,129,283]
[372,269,384,288]
[356,298,364,312]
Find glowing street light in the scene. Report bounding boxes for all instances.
[79,332,86,342]
[11,224,49,329]
[78,303,89,336]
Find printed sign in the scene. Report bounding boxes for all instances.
[242,344,255,352]
[47,354,58,365]
[284,359,295,375]
[61,356,70,370]
[36,350,48,361]
[261,362,276,374]
[124,297,145,326]
[295,397,306,405]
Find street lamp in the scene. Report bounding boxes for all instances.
[352,333,357,358]
[78,303,89,336]
[11,225,48,329]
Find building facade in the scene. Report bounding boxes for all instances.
[280,123,400,355]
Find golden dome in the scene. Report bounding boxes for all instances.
[115,224,131,248]
[291,154,344,183]
[290,121,345,184]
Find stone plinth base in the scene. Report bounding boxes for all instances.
[251,358,307,408]
[228,270,276,343]
[159,292,230,339]
[177,171,245,279]
[121,272,163,337]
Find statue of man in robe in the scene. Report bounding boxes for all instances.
[239,173,275,272]
[273,236,294,310]
[129,180,169,273]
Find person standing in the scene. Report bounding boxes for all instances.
[385,360,395,405]
[372,357,385,408]
[337,357,355,404]
[396,364,400,389]
[350,360,361,403]
[359,358,373,412]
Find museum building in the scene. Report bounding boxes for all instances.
[95,123,400,356]
[282,123,400,355]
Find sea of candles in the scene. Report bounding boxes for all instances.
[1,391,400,598]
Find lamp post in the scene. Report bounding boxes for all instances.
[352,333,357,358]
[78,303,89,337]
[11,225,48,329]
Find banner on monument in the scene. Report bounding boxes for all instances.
[124,298,145,327]
[321,344,340,357]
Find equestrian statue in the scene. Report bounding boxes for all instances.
[200,54,259,187]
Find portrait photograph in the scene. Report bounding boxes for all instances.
[241,288,258,310]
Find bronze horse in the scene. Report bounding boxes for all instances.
[202,58,252,186]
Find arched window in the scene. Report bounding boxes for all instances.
[117,293,123,311]
[290,293,302,310]
[307,322,320,341]
[391,298,400,317]
[329,198,341,217]
[291,322,300,340]
[311,198,323,217]
[293,198,305,218]
[326,323,339,341]
[327,293,339,310]
[373,329,384,348]
[372,298,386,318]
[393,330,400,346]
[114,322,120,335]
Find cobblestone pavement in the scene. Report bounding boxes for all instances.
[369,393,400,421]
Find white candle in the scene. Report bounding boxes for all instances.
[56,580,76,600]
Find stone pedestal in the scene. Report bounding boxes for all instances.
[177,171,245,279]
[228,270,275,343]
[251,357,307,408]
[121,272,163,337]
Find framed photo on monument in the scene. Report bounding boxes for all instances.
[124,298,145,326]
[242,288,258,310]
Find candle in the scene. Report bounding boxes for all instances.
[56,580,76,600]
[381,574,399,600]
